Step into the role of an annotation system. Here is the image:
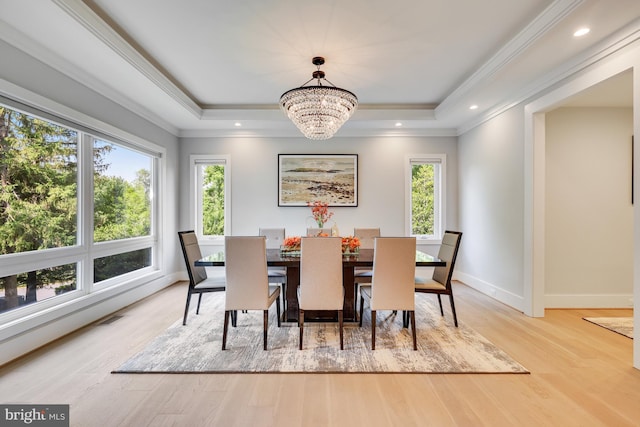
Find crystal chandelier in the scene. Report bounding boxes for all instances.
[279,57,358,140]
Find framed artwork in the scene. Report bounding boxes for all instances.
[278,154,358,206]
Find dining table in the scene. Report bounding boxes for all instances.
[195,248,445,323]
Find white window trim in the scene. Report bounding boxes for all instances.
[405,154,446,243]
[0,96,164,325]
[190,154,231,244]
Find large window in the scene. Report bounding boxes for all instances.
[93,140,152,242]
[0,101,161,319]
[0,106,78,255]
[192,155,230,240]
[406,155,445,240]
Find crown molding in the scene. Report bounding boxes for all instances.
[178,126,457,139]
[437,0,585,117]
[52,0,202,118]
[456,18,640,135]
[0,19,179,136]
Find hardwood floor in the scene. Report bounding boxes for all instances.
[0,281,637,426]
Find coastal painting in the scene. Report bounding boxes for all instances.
[278,154,358,206]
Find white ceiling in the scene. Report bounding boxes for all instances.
[0,0,638,138]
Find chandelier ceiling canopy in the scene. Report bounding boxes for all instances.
[279,57,358,140]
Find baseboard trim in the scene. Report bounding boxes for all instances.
[455,271,525,312]
[545,293,634,308]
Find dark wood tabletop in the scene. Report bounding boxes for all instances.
[195,248,444,267]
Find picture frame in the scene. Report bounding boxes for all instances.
[278,154,358,206]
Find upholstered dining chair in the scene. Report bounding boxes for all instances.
[298,237,344,350]
[306,227,332,236]
[353,227,381,285]
[359,237,418,350]
[414,230,463,327]
[222,236,281,351]
[259,227,287,309]
[178,230,226,326]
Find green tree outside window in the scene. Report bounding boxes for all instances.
[202,164,225,236]
[411,162,436,236]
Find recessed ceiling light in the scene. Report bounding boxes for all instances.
[234,122,242,127]
[469,105,478,110]
[395,122,403,127]
[574,27,590,37]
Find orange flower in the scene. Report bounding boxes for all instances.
[283,236,301,249]
[341,236,360,252]
[307,201,333,227]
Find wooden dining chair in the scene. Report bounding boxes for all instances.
[359,237,418,350]
[222,236,281,351]
[414,230,463,327]
[298,237,344,350]
[259,227,287,309]
[178,230,226,326]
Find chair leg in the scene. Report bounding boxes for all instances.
[410,310,417,350]
[371,310,377,350]
[263,310,268,351]
[281,283,286,312]
[437,294,444,316]
[231,310,237,327]
[182,291,192,325]
[359,295,364,327]
[196,293,203,314]
[299,310,305,350]
[449,293,458,327]
[338,310,344,350]
[222,310,230,350]
[276,296,281,327]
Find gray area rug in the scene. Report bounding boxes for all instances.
[114,293,528,374]
[583,317,634,339]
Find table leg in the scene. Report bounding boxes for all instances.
[343,265,356,322]
[285,265,300,322]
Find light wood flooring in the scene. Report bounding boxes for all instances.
[0,281,637,426]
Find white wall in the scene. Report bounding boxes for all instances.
[456,107,526,310]
[0,39,181,365]
[178,135,458,257]
[459,40,639,368]
[545,107,634,307]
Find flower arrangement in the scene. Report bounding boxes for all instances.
[282,236,301,251]
[307,201,333,228]
[341,236,361,254]
[281,235,360,255]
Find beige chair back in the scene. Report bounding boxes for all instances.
[354,228,381,249]
[224,236,269,310]
[370,237,417,311]
[299,237,343,310]
[178,231,208,286]
[259,228,285,249]
[432,231,462,288]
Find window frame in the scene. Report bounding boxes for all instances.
[190,154,231,243]
[405,154,446,243]
[0,97,164,324]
